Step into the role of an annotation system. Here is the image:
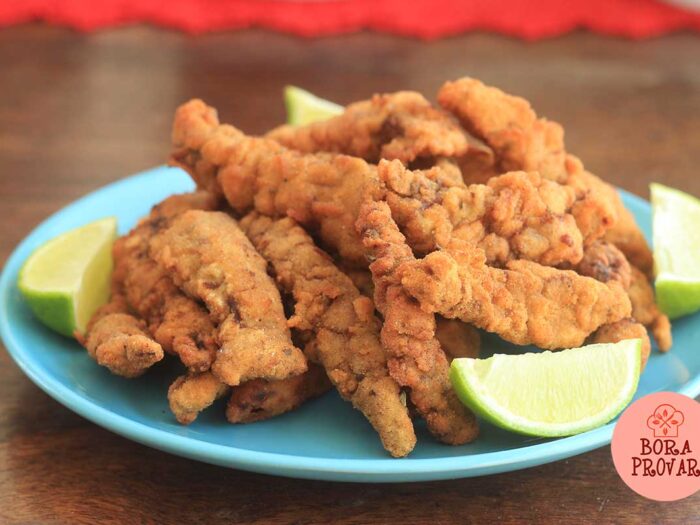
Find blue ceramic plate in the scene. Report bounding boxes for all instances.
[2,166,699,482]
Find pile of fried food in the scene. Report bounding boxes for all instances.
[78,78,672,457]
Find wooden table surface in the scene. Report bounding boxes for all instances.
[1,25,699,524]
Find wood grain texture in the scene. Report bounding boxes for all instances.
[1,25,699,524]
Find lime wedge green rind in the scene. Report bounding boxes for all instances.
[651,183,700,319]
[450,340,642,437]
[18,217,117,337]
[284,86,343,126]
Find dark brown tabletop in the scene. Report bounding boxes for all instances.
[1,25,699,524]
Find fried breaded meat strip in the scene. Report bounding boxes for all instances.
[171,100,586,268]
[149,210,308,386]
[271,95,583,267]
[241,213,416,457]
[169,340,332,426]
[114,191,221,372]
[438,77,618,245]
[341,267,482,360]
[226,363,331,424]
[172,100,375,265]
[398,238,632,350]
[438,77,567,181]
[357,200,478,446]
[267,91,469,164]
[78,294,164,378]
[169,101,244,196]
[443,77,651,279]
[168,371,230,425]
[114,192,231,423]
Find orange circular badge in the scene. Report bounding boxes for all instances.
[611,392,700,501]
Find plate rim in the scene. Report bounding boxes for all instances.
[2,166,700,482]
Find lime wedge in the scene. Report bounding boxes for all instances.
[651,183,700,319]
[450,340,642,437]
[18,217,117,337]
[284,86,343,126]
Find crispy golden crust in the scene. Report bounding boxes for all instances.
[399,240,632,350]
[341,268,482,360]
[170,100,243,195]
[576,241,631,290]
[564,158,623,248]
[628,267,672,351]
[589,318,651,370]
[438,77,567,181]
[226,363,331,423]
[172,100,586,269]
[380,160,583,266]
[116,192,221,372]
[79,295,164,378]
[241,213,416,457]
[168,372,230,425]
[169,346,331,426]
[173,100,365,259]
[429,157,469,187]
[438,78,618,244]
[267,91,469,164]
[274,97,583,268]
[172,100,377,265]
[357,200,478,446]
[149,210,307,386]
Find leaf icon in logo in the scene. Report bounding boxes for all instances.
[646,404,685,438]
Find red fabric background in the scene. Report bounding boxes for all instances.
[1,0,700,39]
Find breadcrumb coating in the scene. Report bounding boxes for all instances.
[149,210,307,386]
[241,213,416,457]
[357,200,478,446]
[267,91,468,163]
